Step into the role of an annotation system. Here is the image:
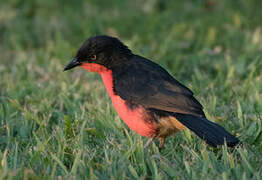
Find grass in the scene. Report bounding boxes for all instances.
[0,0,262,179]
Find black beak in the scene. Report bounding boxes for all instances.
[64,58,82,71]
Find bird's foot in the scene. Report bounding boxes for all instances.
[144,137,155,148]
[144,136,166,149]
[158,137,165,149]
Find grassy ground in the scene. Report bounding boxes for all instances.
[0,0,262,179]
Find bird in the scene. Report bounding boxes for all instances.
[64,35,240,148]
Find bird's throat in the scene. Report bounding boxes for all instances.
[81,63,108,73]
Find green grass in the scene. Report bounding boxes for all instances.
[0,0,262,179]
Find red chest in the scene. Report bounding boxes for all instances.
[100,70,155,137]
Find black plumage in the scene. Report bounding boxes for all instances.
[65,35,240,147]
[113,55,205,118]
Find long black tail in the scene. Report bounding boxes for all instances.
[173,113,240,147]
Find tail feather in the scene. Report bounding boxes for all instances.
[173,113,240,147]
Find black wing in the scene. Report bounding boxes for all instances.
[112,55,205,117]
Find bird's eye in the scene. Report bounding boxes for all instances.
[90,55,96,60]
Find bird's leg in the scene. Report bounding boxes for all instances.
[144,136,155,148]
[158,137,165,149]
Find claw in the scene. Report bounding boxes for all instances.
[144,136,155,148]
[158,137,165,149]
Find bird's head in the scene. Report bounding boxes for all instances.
[64,35,133,73]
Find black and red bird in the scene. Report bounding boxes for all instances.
[64,35,240,148]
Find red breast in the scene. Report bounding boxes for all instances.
[81,63,155,137]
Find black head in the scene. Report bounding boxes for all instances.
[64,35,133,71]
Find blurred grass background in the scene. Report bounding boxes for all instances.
[0,0,262,179]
